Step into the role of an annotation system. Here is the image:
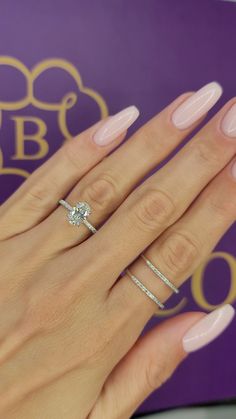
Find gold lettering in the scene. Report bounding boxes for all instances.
[155,297,188,317]
[191,252,236,310]
[11,116,48,160]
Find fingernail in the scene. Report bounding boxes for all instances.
[172,81,223,129]
[221,103,236,138]
[182,304,235,353]
[93,105,140,146]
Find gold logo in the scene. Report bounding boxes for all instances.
[0,56,108,179]
[156,251,236,317]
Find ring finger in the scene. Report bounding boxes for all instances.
[33,82,222,252]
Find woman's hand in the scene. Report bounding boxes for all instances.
[0,81,235,419]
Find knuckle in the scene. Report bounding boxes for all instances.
[84,173,118,212]
[209,195,234,219]
[160,230,200,276]
[24,184,52,212]
[145,355,171,392]
[132,188,176,232]
[63,140,82,171]
[190,140,219,167]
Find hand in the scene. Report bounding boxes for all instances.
[0,81,235,419]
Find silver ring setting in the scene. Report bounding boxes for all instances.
[141,254,179,294]
[126,269,165,309]
[59,200,97,234]
[126,255,179,310]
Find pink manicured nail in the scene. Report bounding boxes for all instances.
[93,105,139,146]
[182,304,235,353]
[221,103,236,138]
[172,81,223,129]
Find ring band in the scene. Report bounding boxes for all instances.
[141,254,179,294]
[59,200,97,234]
[126,269,165,310]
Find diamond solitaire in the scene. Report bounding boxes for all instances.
[58,199,97,234]
[68,202,91,225]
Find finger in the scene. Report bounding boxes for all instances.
[87,97,236,286]
[0,106,139,240]
[36,82,222,253]
[91,310,234,419]
[111,155,236,317]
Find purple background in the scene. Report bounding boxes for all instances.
[0,0,236,415]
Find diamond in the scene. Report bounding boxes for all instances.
[67,201,91,225]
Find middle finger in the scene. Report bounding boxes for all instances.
[34,82,222,252]
[84,97,236,288]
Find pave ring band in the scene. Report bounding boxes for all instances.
[59,199,179,309]
[141,254,179,294]
[126,269,165,309]
[126,255,179,310]
[59,200,97,234]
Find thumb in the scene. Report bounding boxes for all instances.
[91,305,234,419]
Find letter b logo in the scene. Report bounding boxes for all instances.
[11,116,48,160]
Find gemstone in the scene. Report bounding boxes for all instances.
[67,201,91,225]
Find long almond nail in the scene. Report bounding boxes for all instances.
[182,304,235,353]
[93,106,139,146]
[221,103,236,138]
[172,81,223,129]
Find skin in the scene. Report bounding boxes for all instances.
[0,92,236,418]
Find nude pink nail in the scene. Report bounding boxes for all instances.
[172,81,223,129]
[93,105,140,146]
[221,103,236,138]
[182,304,235,353]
